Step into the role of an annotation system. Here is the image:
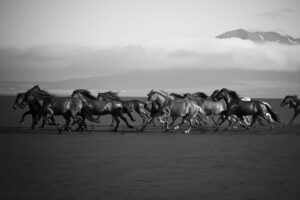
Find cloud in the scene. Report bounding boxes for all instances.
[0,38,300,81]
[257,8,293,19]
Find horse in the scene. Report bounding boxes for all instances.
[72,89,134,131]
[140,90,205,133]
[214,88,280,131]
[184,92,227,131]
[19,85,90,132]
[97,91,150,125]
[13,92,56,128]
[210,89,268,128]
[281,95,300,125]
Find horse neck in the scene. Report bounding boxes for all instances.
[154,95,172,108]
[223,93,238,106]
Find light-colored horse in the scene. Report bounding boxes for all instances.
[140,90,205,133]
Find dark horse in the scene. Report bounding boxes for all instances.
[214,88,280,131]
[281,95,300,125]
[17,85,90,132]
[72,89,135,131]
[13,92,41,126]
[97,91,150,125]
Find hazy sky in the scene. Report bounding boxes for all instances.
[0,0,300,87]
[0,0,299,48]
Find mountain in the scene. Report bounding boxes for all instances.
[216,29,300,45]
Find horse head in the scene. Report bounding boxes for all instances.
[281,95,297,108]
[210,89,220,101]
[13,93,26,109]
[214,89,239,105]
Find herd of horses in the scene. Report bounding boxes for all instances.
[13,85,299,134]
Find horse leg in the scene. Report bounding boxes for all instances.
[182,117,192,134]
[39,115,47,128]
[125,111,136,122]
[288,112,298,125]
[140,116,152,131]
[20,110,31,125]
[211,116,219,131]
[112,115,120,131]
[218,115,228,127]
[31,113,42,130]
[118,113,134,129]
[110,116,115,126]
[256,116,265,126]
[259,113,274,132]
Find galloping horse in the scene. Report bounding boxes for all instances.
[19,86,87,132]
[13,92,56,128]
[214,89,280,131]
[72,89,134,131]
[281,95,300,125]
[184,92,227,131]
[210,89,268,128]
[97,91,150,125]
[140,90,205,133]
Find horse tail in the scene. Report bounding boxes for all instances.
[265,103,280,123]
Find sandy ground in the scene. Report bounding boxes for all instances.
[1,96,300,200]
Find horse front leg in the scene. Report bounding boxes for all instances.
[288,111,298,125]
[118,113,134,129]
[182,117,192,134]
[211,116,219,132]
[20,110,31,125]
[31,113,42,130]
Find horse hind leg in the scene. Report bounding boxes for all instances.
[117,113,134,129]
[112,115,120,131]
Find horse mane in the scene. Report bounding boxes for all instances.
[154,90,174,100]
[26,85,51,97]
[99,91,120,101]
[194,92,209,99]
[170,92,185,99]
[72,89,97,100]
[226,90,240,99]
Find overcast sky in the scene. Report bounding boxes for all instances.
[0,0,300,84]
[0,0,299,47]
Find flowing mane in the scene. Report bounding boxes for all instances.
[98,91,120,101]
[194,92,209,99]
[226,90,240,99]
[25,85,51,97]
[170,92,185,99]
[154,90,174,100]
[72,89,98,100]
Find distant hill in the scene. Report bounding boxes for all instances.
[216,29,300,45]
[2,69,299,97]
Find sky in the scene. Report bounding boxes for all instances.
[0,0,299,96]
[0,0,299,48]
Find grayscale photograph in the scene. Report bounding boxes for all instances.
[0,0,299,199]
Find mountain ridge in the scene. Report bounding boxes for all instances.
[216,29,300,45]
